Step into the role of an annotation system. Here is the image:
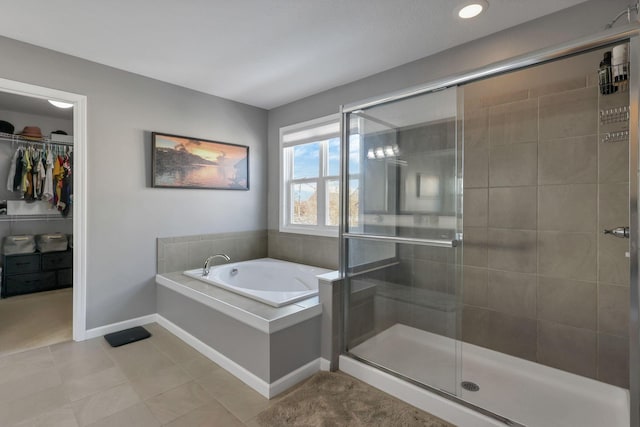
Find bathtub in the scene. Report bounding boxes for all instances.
[183,258,331,307]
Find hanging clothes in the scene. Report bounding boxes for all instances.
[54,154,65,208]
[6,146,19,191]
[4,142,73,214]
[36,149,46,200]
[42,148,54,201]
[24,147,35,202]
[31,149,41,200]
[12,147,23,193]
[57,153,72,216]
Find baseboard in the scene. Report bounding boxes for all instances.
[339,355,501,427]
[156,314,271,397]
[320,358,331,371]
[84,314,158,340]
[269,358,321,397]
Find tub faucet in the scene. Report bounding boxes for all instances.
[203,254,231,276]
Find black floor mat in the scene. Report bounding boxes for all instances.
[104,326,151,347]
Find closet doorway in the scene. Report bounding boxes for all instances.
[0,78,87,356]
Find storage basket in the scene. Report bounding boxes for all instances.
[36,233,68,253]
[3,235,36,255]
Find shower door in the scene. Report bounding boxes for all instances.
[342,87,463,395]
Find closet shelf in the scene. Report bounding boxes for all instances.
[0,214,72,222]
[0,132,73,146]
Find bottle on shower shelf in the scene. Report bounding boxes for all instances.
[612,43,629,85]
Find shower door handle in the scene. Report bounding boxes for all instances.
[603,226,629,238]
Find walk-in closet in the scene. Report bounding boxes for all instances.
[0,92,73,357]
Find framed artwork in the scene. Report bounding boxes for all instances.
[152,132,249,190]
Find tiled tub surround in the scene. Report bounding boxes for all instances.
[157,230,268,274]
[268,230,339,270]
[157,230,339,274]
[155,271,323,398]
[460,51,630,388]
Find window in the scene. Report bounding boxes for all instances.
[280,114,359,237]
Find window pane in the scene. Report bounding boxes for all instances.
[349,134,360,174]
[349,178,359,228]
[291,182,317,225]
[326,179,340,226]
[327,138,340,176]
[293,142,320,179]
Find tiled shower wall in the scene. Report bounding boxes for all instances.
[461,55,630,387]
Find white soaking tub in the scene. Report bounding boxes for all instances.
[184,257,331,307]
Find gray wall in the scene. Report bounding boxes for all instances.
[266,0,629,265]
[0,36,267,329]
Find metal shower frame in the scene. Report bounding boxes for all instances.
[339,24,640,426]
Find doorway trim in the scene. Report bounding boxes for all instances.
[0,77,87,341]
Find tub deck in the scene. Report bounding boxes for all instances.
[156,271,321,333]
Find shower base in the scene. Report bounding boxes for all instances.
[344,324,628,427]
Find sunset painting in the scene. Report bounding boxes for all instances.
[152,132,249,190]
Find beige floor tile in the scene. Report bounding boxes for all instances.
[63,366,128,402]
[56,349,117,383]
[13,406,79,427]
[242,416,261,427]
[148,329,203,364]
[50,338,107,366]
[144,381,213,424]
[0,384,70,426]
[180,352,222,379]
[71,383,140,426]
[196,369,271,422]
[103,339,175,379]
[164,400,244,427]
[129,364,192,400]
[85,402,160,427]
[0,289,72,358]
[0,347,55,385]
[0,367,62,403]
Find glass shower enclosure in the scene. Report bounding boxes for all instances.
[341,86,464,396]
[340,27,640,427]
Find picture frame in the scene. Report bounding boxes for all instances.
[152,132,249,190]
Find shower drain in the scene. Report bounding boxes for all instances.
[461,381,480,392]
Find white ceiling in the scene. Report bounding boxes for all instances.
[0,93,73,120]
[0,0,590,109]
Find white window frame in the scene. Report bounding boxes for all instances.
[280,114,341,237]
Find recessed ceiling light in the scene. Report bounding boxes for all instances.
[457,1,488,19]
[48,100,73,109]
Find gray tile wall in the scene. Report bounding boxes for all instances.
[267,230,339,270]
[462,56,630,388]
[156,230,267,274]
[157,229,338,273]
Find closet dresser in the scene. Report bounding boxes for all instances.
[2,249,72,298]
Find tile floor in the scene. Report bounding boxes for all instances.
[0,322,284,426]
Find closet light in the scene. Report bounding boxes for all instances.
[48,100,73,109]
[457,1,488,19]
